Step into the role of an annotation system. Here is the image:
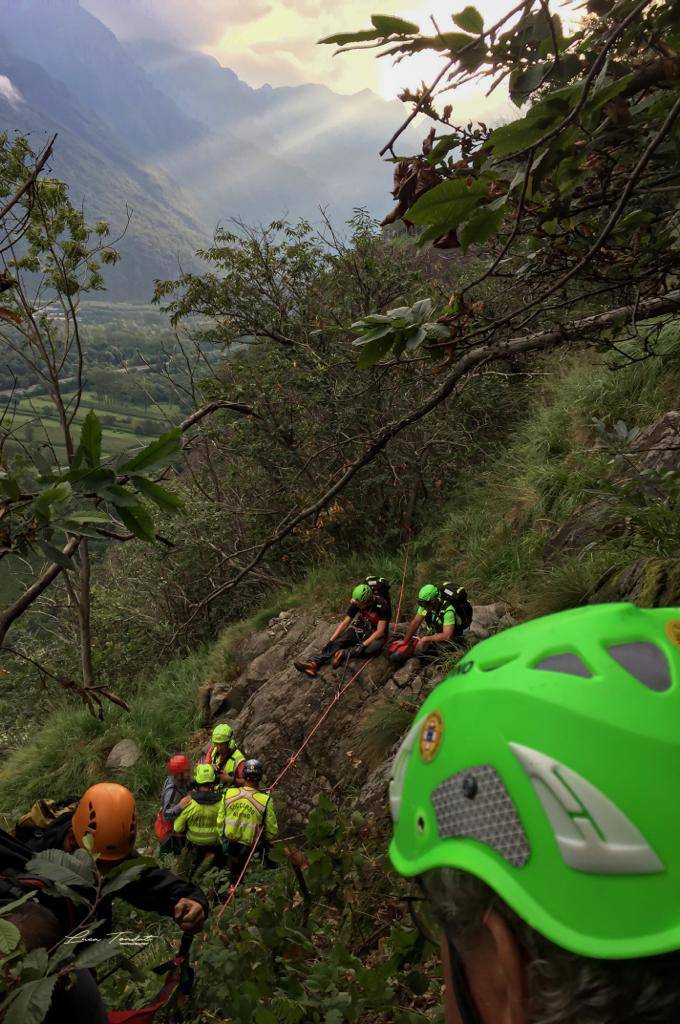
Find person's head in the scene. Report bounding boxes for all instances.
[69,782,137,866]
[194,763,217,790]
[167,754,191,784]
[242,758,263,787]
[211,723,235,754]
[352,583,373,608]
[418,583,440,609]
[389,603,680,1024]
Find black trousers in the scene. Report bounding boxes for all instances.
[225,840,277,884]
[314,627,386,667]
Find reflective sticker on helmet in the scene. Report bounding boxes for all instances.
[665,620,680,651]
[510,742,663,875]
[419,711,444,763]
[389,717,424,823]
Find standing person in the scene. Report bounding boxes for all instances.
[201,723,246,786]
[217,759,279,884]
[388,602,680,1024]
[388,582,469,668]
[173,764,223,878]
[294,580,391,678]
[156,754,193,854]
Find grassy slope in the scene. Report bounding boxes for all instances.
[1,327,678,826]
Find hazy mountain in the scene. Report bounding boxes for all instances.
[126,39,418,221]
[0,37,206,302]
[0,0,418,302]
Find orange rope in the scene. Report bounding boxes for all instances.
[216,534,414,922]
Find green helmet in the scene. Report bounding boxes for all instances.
[389,603,680,959]
[352,583,372,604]
[418,584,439,604]
[211,724,233,744]
[194,763,216,785]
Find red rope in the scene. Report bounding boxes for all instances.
[216,534,414,922]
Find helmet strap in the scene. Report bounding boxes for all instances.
[445,939,484,1024]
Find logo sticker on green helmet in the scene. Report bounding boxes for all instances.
[665,620,680,650]
[419,711,444,763]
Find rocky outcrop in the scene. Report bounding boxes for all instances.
[199,603,514,830]
[105,738,141,772]
[589,557,680,606]
[544,411,679,560]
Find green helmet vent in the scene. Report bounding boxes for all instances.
[535,653,592,678]
[510,742,664,876]
[432,764,530,868]
[607,642,671,692]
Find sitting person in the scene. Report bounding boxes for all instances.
[388,582,470,667]
[173,764,224,879]
[294,580,391,678]
[201,723,246,786]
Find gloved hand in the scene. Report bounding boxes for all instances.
[350,644,365,657]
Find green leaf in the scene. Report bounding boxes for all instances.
[459,202,506,251]
[130,477,183,512]
[509,63,549,106]
[62,510,112,525]
[407,177,489,227]
[357,333,395,369]
[254,1010,277,1024]
[75,938,122,969]
[25,849,95,891]
[118,428,181,474]
[100,861,152,899]
[78,410,102,470]
[2,977,57,1024]
[97,483,141,508]
[318,28,381,46]
[0,918,21,954]
[371,14,419,34]
[406,969,430,995]
[486,113,557,156]
[115,503,157,543]
[0,474,21,501]
[451,6,483,33]
[37,541,74,571]
[0,891,38,918]
[19,948,49,979]
[587,73,634,111]
[33,482,72,519]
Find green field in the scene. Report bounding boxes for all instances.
[5,390,183,456]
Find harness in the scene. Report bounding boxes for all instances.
[221,788,267,837]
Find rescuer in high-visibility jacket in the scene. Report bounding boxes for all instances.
[173,763,223,877]
[217,758,278,883]
[200,723,246,788]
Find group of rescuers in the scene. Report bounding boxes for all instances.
[6,589,680,1024]
[294,575,474,678]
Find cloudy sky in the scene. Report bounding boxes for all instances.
[83,0,516,117]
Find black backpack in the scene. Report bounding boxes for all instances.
[365,576,391,602]
[440,582,473,631]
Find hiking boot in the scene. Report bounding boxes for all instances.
[332,649,346,670]
[294,659,318,678]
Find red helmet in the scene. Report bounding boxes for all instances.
[167,754,191,775]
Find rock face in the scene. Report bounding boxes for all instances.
[544,410,680,560]
[589,557,680,606]
[105,738,141,772]
[199,603,514,830]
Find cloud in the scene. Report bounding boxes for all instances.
[82,0,271,47]
[0,75,23,107]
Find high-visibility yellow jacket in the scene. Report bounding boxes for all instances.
[217,786,278,847]
[173,792,221,846]
[203,743,246,781]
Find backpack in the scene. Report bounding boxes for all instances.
[365,576,391,602]
[440,582,473,631]
[14,797,78,844]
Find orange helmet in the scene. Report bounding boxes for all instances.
[71,783,137,861]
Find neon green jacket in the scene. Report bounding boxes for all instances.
[173,792,221,846]
[217,786,278,847]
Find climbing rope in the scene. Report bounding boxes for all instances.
[216,532,415,922]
